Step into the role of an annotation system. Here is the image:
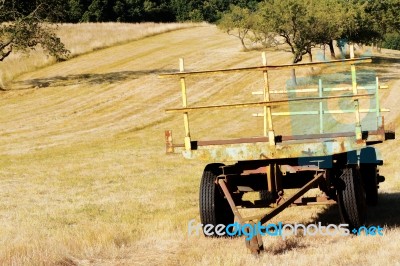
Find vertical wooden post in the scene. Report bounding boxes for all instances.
[165,130,174,154]
[319,79,324,134]
[350,44,362,140]
[262,52,268,137]
[262,52,275,145]
[179,58,191,150]
[376,76,383,129]
[350,43,358,94]
[267,164,276,194]
[354,100,362,139]
[375,76,380,118]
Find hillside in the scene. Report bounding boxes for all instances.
[0,25,400,265]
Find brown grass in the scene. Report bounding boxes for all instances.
[0,24,399,265]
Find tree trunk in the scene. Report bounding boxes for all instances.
[290,54,301,86]
[240,38,247,51]
[308,50,314,72]
[338,44,345,59]
[291,69,297,86]
[329,40,336,59]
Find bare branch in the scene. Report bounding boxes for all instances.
[0,45,12,61]
[0,38,14,51]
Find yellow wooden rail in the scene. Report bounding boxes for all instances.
[158,58,372,78]
[252,85,388,95]
[165,93,374,114]
[163,53,382,149]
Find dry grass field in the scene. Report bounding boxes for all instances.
[0,24,400,265]
[0,22,202,87]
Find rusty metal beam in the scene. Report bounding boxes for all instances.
[165,93,374,114]
[182,135,372,161]
[159,58,372,78]
[243,172,324,224]
[168,130,384,148]
[245,221,264,255]
[218,179,244,224]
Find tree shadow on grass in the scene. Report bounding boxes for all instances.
[311,192,400,228]
[367,192,400,227]
[259,192,400,255]
[294,54,400,87]
[10,69,175,90]
[367,56,400,83]
[371,55,400,66]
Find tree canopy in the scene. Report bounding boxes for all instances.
[217,5,255,50]
[1,0,399,62]
[218,0,400,63]
[0,1,69,61]
[0,0,263,23]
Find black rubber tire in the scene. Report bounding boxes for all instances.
[199,163,234,237]
[360,147,379,206]
[337,166,366,229]
[360,164,378,206]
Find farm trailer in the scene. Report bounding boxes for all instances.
[159,49,395,254]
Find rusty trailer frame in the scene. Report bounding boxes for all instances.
[159,50,395,254]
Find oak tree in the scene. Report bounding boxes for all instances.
[0,0,69,62]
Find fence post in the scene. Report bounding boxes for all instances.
[179,58,192,150]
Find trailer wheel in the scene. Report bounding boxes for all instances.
[360,147,378,206]
[337,166,366,229]
[199,163,234,237]
[360,165,378,206]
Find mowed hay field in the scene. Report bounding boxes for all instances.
[0,22,202,86]
[1,23,400,265]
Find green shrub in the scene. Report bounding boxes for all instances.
[382,33,400,50]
